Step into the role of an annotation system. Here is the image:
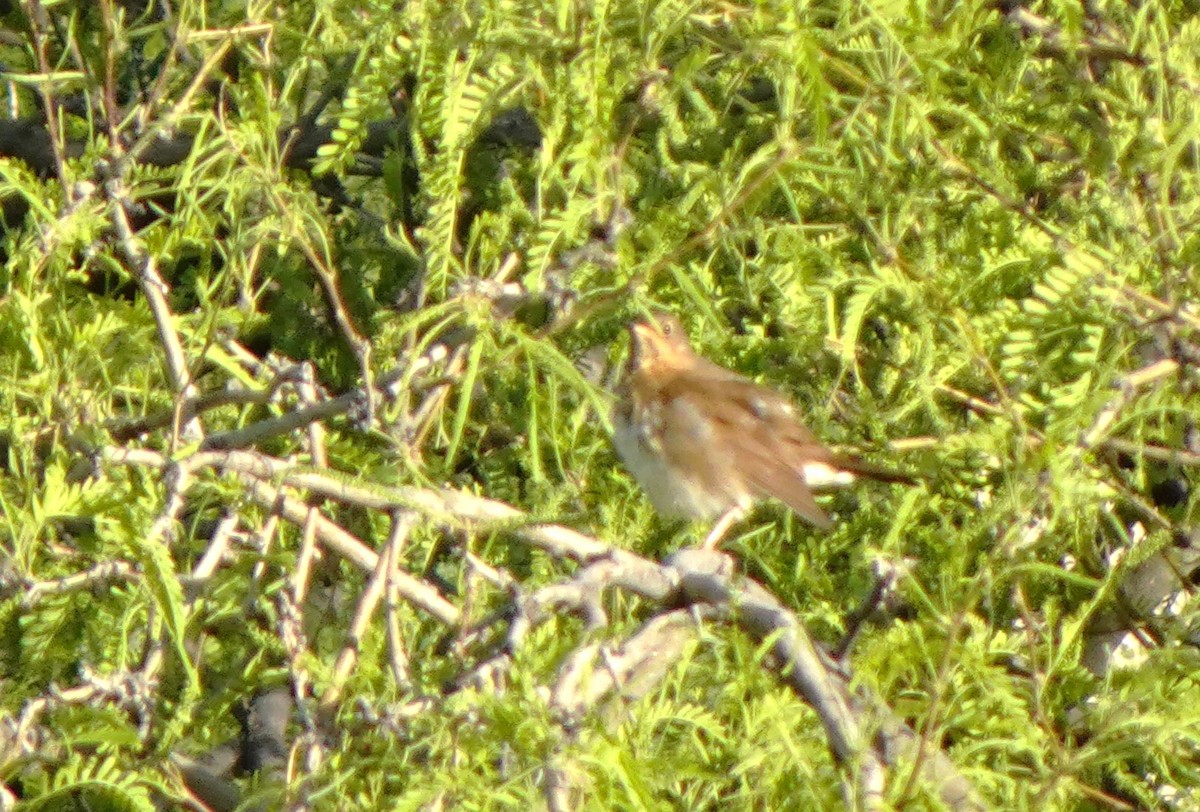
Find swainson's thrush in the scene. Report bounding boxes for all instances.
[612,312,912,549]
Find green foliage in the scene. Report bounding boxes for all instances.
[2,0,1199,808]
[20,754,156,812]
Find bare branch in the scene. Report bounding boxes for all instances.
[322,513,415,712]
[20,560,139,608]
[104,177,201,441]
[96,442,980,804]
[667,549,984,811]
[102,445,462,626]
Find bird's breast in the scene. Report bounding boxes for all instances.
[611,398,738,520]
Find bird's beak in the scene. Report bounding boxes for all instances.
[628,321,654,343]
[626,320,661,366]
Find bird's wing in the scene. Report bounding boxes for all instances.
[666,374,834,529]
[654,387,745,505]
[683,366,916,484]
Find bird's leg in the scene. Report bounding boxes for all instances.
[702,506,745,550]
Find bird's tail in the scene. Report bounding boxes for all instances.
[833,455,918,485]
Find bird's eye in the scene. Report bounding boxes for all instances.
[661,321,672,336]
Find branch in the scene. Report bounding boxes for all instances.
[96,443,979,806]
[100,447,461,627]
[666,549,983,811]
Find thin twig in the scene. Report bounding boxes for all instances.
[385,537,415,691]
[290,508,322,606]
[321,512,415,711]
[21,561,139,608]
[19,0,68,188]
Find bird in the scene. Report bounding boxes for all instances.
[612,312,913,549]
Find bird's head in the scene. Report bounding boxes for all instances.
[627,312,695,374]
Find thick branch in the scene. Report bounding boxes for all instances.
[667,549,983,811]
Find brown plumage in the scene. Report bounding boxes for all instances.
[612,312,912,548]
